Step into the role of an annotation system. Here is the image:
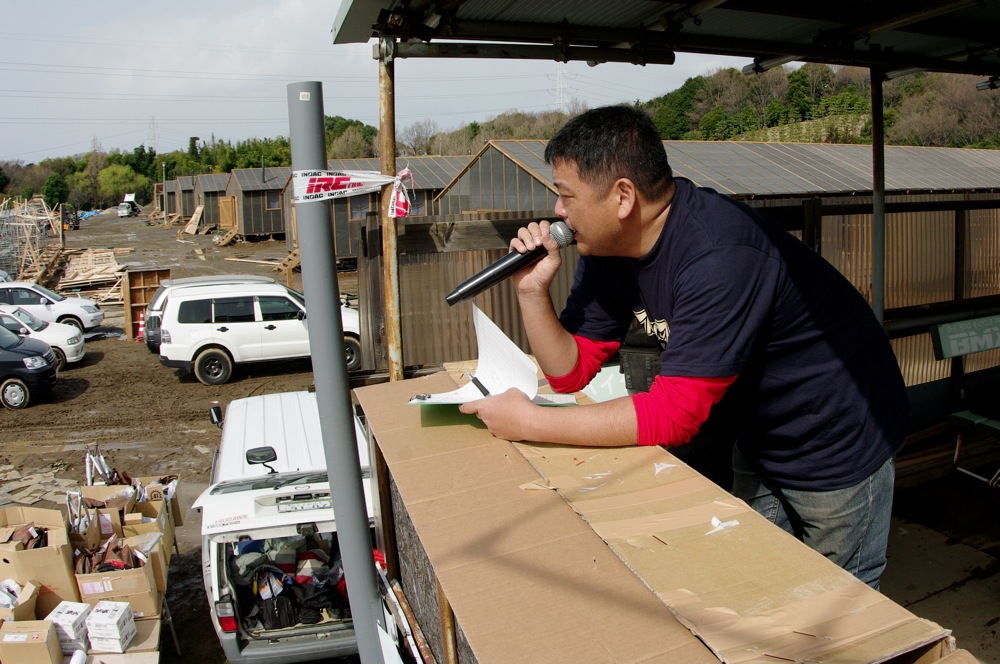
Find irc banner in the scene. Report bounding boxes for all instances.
[292,168,414,218]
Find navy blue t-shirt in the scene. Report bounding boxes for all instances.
[560,178,909,490]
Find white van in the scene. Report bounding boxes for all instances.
[144,275,277,354]
[0,282,104,332]
[158,282,362,384]
[192,390,373,663]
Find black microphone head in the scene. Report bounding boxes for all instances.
[549,221,575,248]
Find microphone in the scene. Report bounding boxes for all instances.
[445,221,575,306]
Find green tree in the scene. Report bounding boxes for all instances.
[0,165,9,193]
[97,164,150,207]
[40,173,69,207]
[786,68,814,120]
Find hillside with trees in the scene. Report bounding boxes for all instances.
[1,64,997,211]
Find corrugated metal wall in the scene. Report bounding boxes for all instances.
[396,245,579,366]
[818,193,1000,388]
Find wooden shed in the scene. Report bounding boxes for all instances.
[193,174,229,230]
[163,180,179,216]
[177,176,196,218]
[223,166,291,237]
[283,156,467,263]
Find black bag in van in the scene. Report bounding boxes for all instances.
[246,566,299,630]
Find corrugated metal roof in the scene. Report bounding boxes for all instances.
[334,1,1000,79]
[164,180,178,193]
[230,166,291,192]
[326,155,468,190]
[195,173,229,193]
[177,176,196,191]
[472,140,1000,198]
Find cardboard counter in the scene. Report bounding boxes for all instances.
[355,373,954,664]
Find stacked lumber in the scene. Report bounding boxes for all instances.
[59,248,126,290]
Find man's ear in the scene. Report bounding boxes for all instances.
[614,178,637,220]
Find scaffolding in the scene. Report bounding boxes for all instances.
[0,196,63,283]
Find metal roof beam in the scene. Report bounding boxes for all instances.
[390,41,675,66]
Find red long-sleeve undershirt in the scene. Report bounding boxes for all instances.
[545,334,736,447]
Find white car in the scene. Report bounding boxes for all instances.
[0,282,104,332]
[0,305,85,369]
[158,282,362,385]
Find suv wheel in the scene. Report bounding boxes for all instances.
[345,336,362,372]
[194,348,233,385]
[0,378,30,409]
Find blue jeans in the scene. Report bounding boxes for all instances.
[731,447,895,590]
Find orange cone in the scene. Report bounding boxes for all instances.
[136,311,145,342]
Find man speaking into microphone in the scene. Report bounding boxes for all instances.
[458,105,909,590]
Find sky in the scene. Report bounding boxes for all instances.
[0,0,749,164]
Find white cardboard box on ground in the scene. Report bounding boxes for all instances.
[87,618,136,654]
[85,600,133,639]
[44,600,91,643]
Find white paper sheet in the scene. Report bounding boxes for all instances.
[408,305,577,406]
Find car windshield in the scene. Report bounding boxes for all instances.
[10,307,47,332]
[0,325,22,349]
[32,284,66,302]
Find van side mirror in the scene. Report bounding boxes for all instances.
[246,446,278,474]
[297,310,306,320]
[209,406,223,428]
[17,327,29,336]
[39,297,51,305]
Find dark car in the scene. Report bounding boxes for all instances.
[0,324,58,409]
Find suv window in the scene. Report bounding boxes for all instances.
[213,297,255,323]
[259,296,301,321]
[178,299,212,324]
[11,288,43,306]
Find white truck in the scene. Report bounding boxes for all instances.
[193,390,377,663]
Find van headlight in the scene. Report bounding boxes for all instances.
[23,356,48,369]
[67,334,82,344]
[82,305,99,313]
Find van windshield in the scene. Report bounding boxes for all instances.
[209,467,370,495]
[209,471,330,495]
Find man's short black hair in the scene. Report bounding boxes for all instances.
[544,105,673,201]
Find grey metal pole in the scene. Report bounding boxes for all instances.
[870,67,886,325]
[287,81,386,663]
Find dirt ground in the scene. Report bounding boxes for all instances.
[0,209,360,663]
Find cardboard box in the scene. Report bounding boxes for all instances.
[0,580,37,622]
[136,475,184,527]
[85,600,133,639]
[43,600,90,647]
[126,617,161,653]
[75,562,160,618]
[122,533,168,593]
[80,486,137,540]
[122,500,174,563]
[0,507,79,616]
[0,619,62,664]
[88,618,136,653]
[355,374,952,664]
